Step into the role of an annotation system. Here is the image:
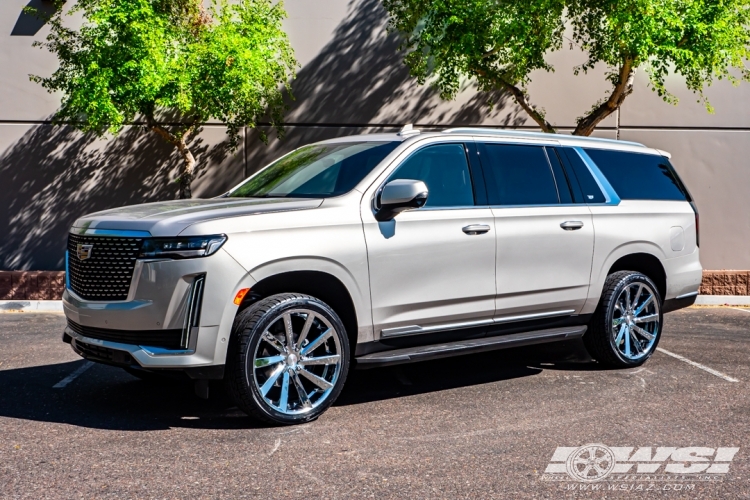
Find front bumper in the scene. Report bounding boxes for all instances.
[62,247,254,369]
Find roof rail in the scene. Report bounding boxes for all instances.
[441,127,645,148]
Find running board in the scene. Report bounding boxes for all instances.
[355,326,587,368]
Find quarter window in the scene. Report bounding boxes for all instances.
[388,144,475,207]
[480,144,559,205]
[584,149,691,201]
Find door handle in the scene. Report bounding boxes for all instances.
[462,224,491,235]
[560,221,584,231]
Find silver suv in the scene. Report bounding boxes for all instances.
[62,127,702,425]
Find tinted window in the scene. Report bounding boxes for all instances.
[230,141,400,198]
[389,144,474,207]
[546,148,573,204]
[584,149,690,201]
[481,144,559,205]
[560,148,606,203]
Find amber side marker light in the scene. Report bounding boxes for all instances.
[233,288,250,305]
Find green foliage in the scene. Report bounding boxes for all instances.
[31,0,297,195]
[383,0,565,99]
[383,0,750,133]
[567,0,750,110]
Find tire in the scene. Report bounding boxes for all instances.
[584,271,663,368]
[225,293,350,425]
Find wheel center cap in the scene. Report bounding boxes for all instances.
[286,353,298,368]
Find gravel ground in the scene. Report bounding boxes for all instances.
[1,307,749,499]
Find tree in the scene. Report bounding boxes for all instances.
[32,0,297,198]
[382,0,750,136]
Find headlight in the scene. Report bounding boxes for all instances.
[139,235,227,259]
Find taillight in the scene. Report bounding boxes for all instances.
[690,201,699,247]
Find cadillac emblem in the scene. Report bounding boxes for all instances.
[76,243,93,261]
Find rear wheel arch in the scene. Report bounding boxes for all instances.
[607,253,667,301]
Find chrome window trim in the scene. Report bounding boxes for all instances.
[489,203,591,209]
[571,147,621,205]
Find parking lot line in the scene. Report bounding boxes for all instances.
[52,361,94,389]
[730,307,750,314]
[656,347,739,383]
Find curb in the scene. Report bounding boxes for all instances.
[0,300,64,312]
[694,295,750,306]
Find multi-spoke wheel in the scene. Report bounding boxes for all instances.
[226,293,350,425]
[584,271,663,368]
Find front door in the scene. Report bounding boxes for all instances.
[363,143,496,338]
[476,142,595,321]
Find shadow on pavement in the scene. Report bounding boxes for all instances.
[0,339,596,431]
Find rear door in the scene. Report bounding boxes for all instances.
[476,141,595,321]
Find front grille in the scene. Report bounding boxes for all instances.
[67,234,144,301]
[67,320,183,349]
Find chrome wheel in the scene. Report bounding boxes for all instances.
[251,308,342,416]
[611,282,660,361]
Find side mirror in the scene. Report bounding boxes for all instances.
[374,179,428,221]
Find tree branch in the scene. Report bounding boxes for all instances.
[473,67,557,133]
[498,78,557,134]
[149,123,179,145]
[573,58,635,136]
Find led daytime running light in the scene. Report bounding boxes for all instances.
[139,235,227,259]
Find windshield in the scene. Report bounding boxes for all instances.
[229,141,400,198]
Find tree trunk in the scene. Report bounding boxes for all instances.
[176,139,196,199]
[149,123,196,199]
[573,60,636,136]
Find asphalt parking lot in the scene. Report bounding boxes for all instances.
[1,307,750,499]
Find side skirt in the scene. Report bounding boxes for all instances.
[355,325,587,369]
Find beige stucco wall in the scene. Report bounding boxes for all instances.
[1,0,748,270]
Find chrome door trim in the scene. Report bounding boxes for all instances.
[380,309,576,338]
[381,318,495,338]
[675,291,699,300]
[493,309,576,324]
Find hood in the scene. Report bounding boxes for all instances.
[71,198,322,236]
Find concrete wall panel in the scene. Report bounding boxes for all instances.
[619,129,750,269]
[0,124,243,270]
[620,72,750,128]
